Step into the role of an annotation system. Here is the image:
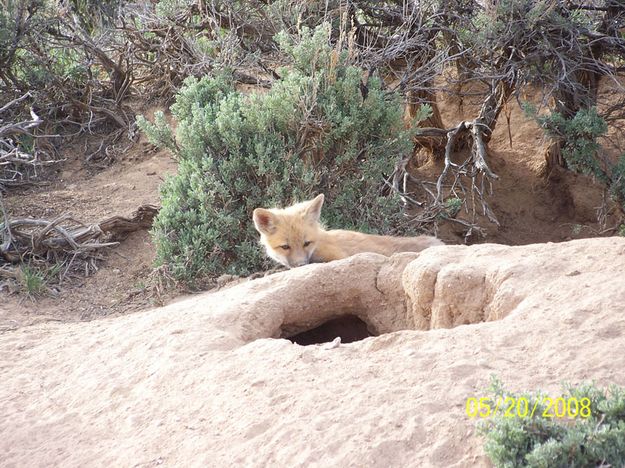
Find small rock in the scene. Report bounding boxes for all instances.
[323,337,341,349]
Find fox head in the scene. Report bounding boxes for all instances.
[252,194,325,268]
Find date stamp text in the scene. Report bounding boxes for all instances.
[465,396,591,419]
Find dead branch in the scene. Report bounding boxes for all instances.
[0,105,63,191]
[390,110,501,240]
[0,108,42,138]
[0,92,32,115]
[0,204,159,281]
[98,204,159,240]
[1,205,160,259]
[1,217,113,262]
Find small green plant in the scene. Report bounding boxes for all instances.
[479,378,625,467]
[444,197,462,218]
[18,265,48,297]
[15,262,62,298]
[138,23,428,285]
[618,224,625,237]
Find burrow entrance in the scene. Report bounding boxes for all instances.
[284,315,375,346]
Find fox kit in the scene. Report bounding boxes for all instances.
[252,194,443,268]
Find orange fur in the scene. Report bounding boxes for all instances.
[253,194,443,268]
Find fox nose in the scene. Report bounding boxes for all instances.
[290,258,309,268]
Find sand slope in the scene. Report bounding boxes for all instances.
[2,238,625,467]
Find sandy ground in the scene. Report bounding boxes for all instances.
[1,139,177,327]
[1,238,624,467]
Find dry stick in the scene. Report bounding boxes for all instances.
[0,194,13,255]
[61,251,80,283]
[31,214,72,250]
[0,115,42,138]
[390,157,423,207]
[3,204,155,271]
[470,121,499,180]
[435,122,466,204]
[0,265,19,279]
[79,242,119,249]
[0,153,62,166]
[403,171,418,206]
[481,176,499,225]
[471,174,479,223]
[0,92,32,115]
[382,177,422,207]
[445,216,487,236]
[8,219,80,250]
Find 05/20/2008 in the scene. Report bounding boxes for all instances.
[465,396,591,419]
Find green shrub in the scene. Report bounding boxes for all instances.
[525,105,625,212]
[480,379,625,467]
[138,23,427,284]
[533,107,608,180]
[610,154,625,207]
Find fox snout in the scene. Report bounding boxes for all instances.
[262,246,315,269]
[281,252,312,268]
[286,257,310,268]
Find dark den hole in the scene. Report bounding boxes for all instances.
[287,315,374,346]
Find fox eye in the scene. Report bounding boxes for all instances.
[280,245,290,250]
[303,241,312,247]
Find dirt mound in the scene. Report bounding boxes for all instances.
[2,238,624,467]
[403,239,622,329]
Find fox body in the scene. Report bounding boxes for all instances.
[252,194,443,268]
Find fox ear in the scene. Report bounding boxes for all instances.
[305,194,324,222]
[253,208,277,234]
